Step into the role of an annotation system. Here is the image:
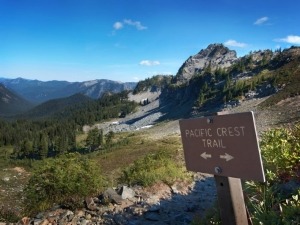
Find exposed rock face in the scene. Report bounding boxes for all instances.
[250,49,274,63]
[176,43,237,83]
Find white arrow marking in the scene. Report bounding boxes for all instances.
[201,152,212,160]
[220,153,234,162]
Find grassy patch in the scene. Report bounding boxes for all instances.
[92,132,185,186]
[119,149,188,186]
[1,130,186,221]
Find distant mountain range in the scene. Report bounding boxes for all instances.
[0,78,137,103]
[0,83,33,116]
[1,43,299,119]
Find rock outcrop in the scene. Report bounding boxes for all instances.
[15,174,216,225]
[175,43,237,83]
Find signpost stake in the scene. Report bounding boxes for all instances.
[179,111,265,225]
[214,176,249,225]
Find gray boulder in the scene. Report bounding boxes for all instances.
[102,188,123,205]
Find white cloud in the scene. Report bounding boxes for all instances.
[139,60,160,66]
[113,21,123,30]
[224,40,247,48]
[275,35,300,45]
[124,19,147,30]
[113,19,147,31]
[254,17,269,25]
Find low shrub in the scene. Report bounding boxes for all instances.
[0,207,20,223]
[193,125,300,224]
[260,125,300,182]
[119,149,187,186]
[23,153,106,215]
[245,125,300,224]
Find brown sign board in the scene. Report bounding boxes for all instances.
[179,111,265,182]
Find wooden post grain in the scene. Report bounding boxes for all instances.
[214,176,249,225]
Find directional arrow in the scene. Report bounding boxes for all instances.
[220,153,234,162]
[201,152,212,160]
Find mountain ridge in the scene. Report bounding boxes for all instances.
[0,78,137,103]
[131,44,300,123]
[1,44,300,121]
[0,83,34,116]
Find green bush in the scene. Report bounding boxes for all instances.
[260,126,300,182]
[23,153,106,215]
[119,150,187,186]
[0,207,20,223]
[245,125,300,224]
[195,125,300,225]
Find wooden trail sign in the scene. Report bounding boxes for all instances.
[179,111,265,182]
[179,111,265,225]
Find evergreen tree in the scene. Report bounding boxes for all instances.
[105,131,114,147]
[198,92,205,106]
[23,139,33,158]
[39,134,48,159]
[86,128,103,151]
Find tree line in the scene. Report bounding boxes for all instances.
[0,91,138,159]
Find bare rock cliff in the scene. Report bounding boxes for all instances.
[176,43,237,83]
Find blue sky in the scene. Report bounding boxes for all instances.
[1,0,300,82]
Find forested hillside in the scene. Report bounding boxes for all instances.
[0,91,137,159]
[0,84,33,116]
[18,93,93,119]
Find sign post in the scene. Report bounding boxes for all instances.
[179,111,265,224]
[214,176,249,224]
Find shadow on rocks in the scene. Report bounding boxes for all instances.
[103,174,217,225]
[18,174,216,225]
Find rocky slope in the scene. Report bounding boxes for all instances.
[14,174,216,225]
[90,45,300,137]
[175,43,237,83]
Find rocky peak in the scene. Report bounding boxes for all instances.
[249,49,274,63]
[176,43,237,83]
